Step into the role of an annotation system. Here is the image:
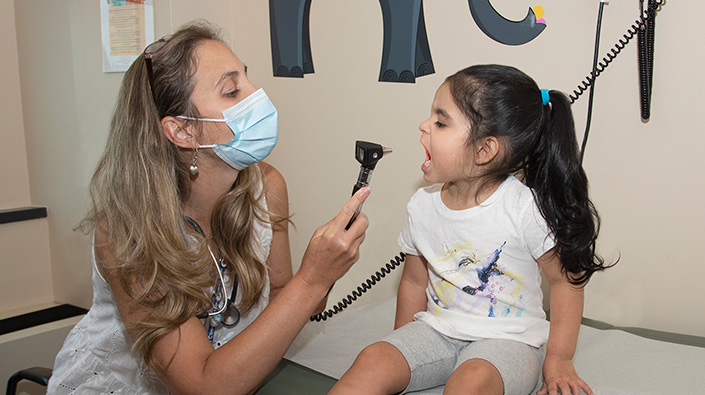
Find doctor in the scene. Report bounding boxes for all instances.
[47,20,368,394]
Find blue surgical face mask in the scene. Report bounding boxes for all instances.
[178,88,278,170]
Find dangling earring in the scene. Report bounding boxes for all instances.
[189,148,199,175]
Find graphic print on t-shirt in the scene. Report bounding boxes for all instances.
[428,241,527,318]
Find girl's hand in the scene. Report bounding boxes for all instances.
[537,250,592,395]
[298,187,370,293]
[538,354,593,395]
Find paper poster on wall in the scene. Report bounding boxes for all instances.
[100,0,155,73]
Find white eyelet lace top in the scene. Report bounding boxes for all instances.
[47,177,273,394]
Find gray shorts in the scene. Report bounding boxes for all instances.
[382,321,543,394]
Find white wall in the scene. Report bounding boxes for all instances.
[235,0,705,337]
[0,0,30,208]
[8,0,705,337]
[0,0,53,314]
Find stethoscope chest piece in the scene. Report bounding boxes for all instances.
[222,304,240,327]
[221,280,240,327]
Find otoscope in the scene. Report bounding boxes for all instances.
[345,140,392,230]
[310,140,402,322]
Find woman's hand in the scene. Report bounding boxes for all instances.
[297,187,370,293]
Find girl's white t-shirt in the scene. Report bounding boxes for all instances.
[398,176,555,347]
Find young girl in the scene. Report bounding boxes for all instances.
[330,64,611,395]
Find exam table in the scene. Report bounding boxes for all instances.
[7,297,705,394]
[272,297,705,394]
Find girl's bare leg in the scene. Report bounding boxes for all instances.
[329,341,411,395]
[443,359,503,395]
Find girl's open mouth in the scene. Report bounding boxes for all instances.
[421,141,431,170]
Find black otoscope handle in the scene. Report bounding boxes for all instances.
[345,141,391,230]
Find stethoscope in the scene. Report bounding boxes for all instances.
[185,216,241,328]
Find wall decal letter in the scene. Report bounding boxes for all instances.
[269,0,314,78]
[378,0,435,83]
[268,1,543,81]
[468,0,546,46]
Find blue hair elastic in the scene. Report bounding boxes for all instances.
[540,89,550,106]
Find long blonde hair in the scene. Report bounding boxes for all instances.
[80,21,271,374]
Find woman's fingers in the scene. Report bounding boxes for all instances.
[300,187,371,287]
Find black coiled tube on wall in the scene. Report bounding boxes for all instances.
[569,0,664,104]
[310,253,406,322]
[637,0,657,120]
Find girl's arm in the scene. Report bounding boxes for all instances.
[394,254,429,329]
[537,249,594,395]
[259,162,293,302]
[99,187,370,395]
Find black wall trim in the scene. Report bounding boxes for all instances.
[0,304,88,335]
[0,206,47,225]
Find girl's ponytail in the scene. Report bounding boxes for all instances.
[525,90,611,285]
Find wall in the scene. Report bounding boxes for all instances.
[0,0,53,315]
[0,0,30,208]
[235,0,705,336]
[9,0,705,338]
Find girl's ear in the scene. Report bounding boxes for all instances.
[162,116,197,149]
[475,136,500,165]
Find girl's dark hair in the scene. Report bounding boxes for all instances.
[445,64,613,285]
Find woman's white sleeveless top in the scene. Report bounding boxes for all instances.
[48,178,273,394]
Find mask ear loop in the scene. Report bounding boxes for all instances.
[176,116,226,150]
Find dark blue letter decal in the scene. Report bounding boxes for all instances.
[468,0,546,46]
[378,0,435,83]
[269,1,545,81]
[269,0,314,78]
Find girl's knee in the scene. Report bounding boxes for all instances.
[357,342,406,367]
[331,342,411,395]
[443,359,503,395]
